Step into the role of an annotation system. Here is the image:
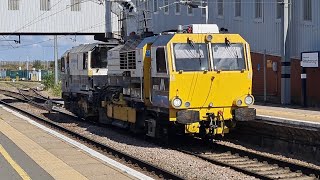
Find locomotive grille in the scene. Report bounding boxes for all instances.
[120,51,136,69]
[120,53,127,69]
[127,51,136,69]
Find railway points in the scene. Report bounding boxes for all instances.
[0,104,151,180]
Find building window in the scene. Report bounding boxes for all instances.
[153,0,158,13]
[8,0,19,10]
[175,0,180,14]
[235,0,241,17]
[71,0,81,11]
[164,0,169,14]
[255,0,263,19]
[187,6,193,15]
[144,0,149,10]
[218,0,223,16]
[202,0,207,16]
[40,0,50,11]
[303,0,312,21]
[276,0,282,19]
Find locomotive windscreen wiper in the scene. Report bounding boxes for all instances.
[225,37,239,60]
[187,39,202,68]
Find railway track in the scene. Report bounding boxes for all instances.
[0,87,63,108]
[0,97,183,180]
[175,140,319,180]
[1,89,320,180]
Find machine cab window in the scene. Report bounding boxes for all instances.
[212,43,246,71]
[91,47,108,68]
[156,47,167,73]
[83,52,88,70]
[173,43,209,72]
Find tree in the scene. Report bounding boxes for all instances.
[49,61,54,70]
[33,60,44,70]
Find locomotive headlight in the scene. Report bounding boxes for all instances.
[236,99,242,106]
[244,95,254,105]
[185,101,190,108]
[205,35,213,42]
[172,97,182,108]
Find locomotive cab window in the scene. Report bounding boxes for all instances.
[156,47,167,73]
[83,52,88,70]
[61,57,65,72]
[212,43,245,71]
[91,47,108,68]
[173,43,209,72]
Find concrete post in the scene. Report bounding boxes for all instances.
[54,35,58,85]
[105,0,113,39]
[263,49,267,102]
[281,0,291,105]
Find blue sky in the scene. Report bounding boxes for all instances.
[0,35,99,61]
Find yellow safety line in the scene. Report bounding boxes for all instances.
[0,144,31,180]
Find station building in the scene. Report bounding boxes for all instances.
[132,0,320,106]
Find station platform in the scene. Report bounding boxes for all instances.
[252,104,320,129]
[0,105,151,180]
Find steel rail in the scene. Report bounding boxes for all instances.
[2,89,319,179]
[0,98,183,180]
[176,143,319,180]
[20,88,64,106]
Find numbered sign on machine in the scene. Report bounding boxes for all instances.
[301,52,319,68]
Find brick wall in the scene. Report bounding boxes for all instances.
[251,52,281,103]
[290,59,302,105]
[251,52,320,107]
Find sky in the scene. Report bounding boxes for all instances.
[0,35,99,62]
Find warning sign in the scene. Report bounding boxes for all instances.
[267,60,272,68]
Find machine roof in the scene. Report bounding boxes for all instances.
[136,36,158,49]
[120,39,143,52]
[68,42,118,54]
[151,34,174,47]
[69,43,97,53]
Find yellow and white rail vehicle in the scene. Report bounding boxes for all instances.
[61,24,256,139]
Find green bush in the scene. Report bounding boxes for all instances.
[42,73,55,90]
[52,82,62,97]
[42,73,61,97]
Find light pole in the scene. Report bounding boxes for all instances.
[0,58,3,79]
[54,35,58,85]
[27,56,29,72]
[159,0,208,24]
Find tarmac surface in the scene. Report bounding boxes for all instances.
[0,105,147,180]
[0,132,53,180]
[253,104,320,123]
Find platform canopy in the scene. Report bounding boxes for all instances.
[0,0,118,35]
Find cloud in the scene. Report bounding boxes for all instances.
[0,35,102,61]
[32,44,41,47]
